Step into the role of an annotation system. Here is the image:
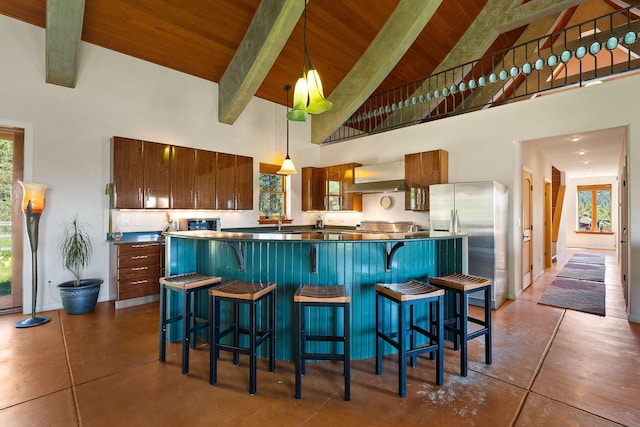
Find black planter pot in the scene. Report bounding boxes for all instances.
[58,279,104,315]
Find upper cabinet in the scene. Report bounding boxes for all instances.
[170,146,196,209]
[301,163,362,211]
[216,152,253,210]
[112,137,144,209]
[405,149,448,211]
[194,149,217,210]
[112,137,171,209]
[111,137,252,210]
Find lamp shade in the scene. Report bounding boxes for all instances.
[306,67,333,114]
[277,156,297,175]
[18,181,47,214]
[287,75,309,122]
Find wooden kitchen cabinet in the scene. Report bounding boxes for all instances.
[216,152,253,210]
[194,149,217,209]
[113,242,164,308]
[170,146,195,209]
[143,141,171,209]
[405,149,448,211]
[112,137,144,209]
[301,163,361,211]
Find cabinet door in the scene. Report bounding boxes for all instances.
[404,152,423,210]
[216,152,236,210]
[235,154,253,210]
[143,141,171,209]
[170,146,195,209]
[420,149,449,211]
[326,165,342,210]
[301,167,325,211]
[194,149,216,210]
[341,163,362,211]
[112,137,144,209]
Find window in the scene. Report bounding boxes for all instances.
[577,184,612,233]
[258,163,286,220]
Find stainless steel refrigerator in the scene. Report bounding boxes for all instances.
[429,181,508,309]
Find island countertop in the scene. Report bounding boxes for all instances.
[163,229,465,241]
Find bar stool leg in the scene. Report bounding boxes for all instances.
[460,291,469,377]
[182,290,190,374]
[409,304,417,368]
[233,301,240,366]
[294,299,302,399]
[344,302,351,401]
[375,293,383,375]
[249,299,257,395]
[436,294,444,386]
[159,284,167,362]
[209,294,218,385]
[398,302,407,398]
[485,286,492,365]
[269,290,276,372]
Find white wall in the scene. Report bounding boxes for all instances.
[2,15,639,322]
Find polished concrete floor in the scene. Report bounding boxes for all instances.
[1,249,638,426]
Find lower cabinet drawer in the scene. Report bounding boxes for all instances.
[117,265,161,281]
[117,276,161,300]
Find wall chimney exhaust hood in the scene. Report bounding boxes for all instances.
[346,160,406,193]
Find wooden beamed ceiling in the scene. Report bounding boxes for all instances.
[0,0,636,142]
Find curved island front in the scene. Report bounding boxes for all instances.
[163,229,467,361]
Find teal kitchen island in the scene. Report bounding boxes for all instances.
[163,229,467,361]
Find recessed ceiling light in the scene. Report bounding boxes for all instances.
[578,151,586,155]
[583,160,591,164]
[571,137,580,142]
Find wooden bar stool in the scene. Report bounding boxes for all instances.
[375,280,444,397]
[158,273,221,375]
[429,273,492,377]
[209,280,276,395]
[294,284,351,401]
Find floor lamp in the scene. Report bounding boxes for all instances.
[15,181,51,328]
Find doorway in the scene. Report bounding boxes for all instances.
[0,126,24,313]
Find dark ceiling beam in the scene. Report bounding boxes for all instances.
[310,0,443,144]
[46,0,85,88]
[218,0,304,125]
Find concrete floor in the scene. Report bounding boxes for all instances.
[1,249,638,426]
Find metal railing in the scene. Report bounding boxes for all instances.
[324,5,640,144]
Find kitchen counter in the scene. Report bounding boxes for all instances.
[106,231,165,244]
[162,229,467,360]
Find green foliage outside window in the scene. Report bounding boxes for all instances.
[0,139,12,295]
[259,173,285,218]
[578,185,611,232]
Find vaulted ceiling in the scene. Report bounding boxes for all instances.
[1,0,637,146]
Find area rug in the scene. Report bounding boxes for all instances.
[569,253,605,265]
[539,278,605,316]
[556,262,606,282]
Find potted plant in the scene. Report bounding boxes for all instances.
[58,214,103,315]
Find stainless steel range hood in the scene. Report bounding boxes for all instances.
[346,160,406,193]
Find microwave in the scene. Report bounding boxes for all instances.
[178,217,221,231]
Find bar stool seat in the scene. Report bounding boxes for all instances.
[209,280,276,395]
[159,272,221,375]
[294,284,351,401]
[429,273,492,377]
[375,280,444,397]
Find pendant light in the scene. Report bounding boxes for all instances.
[287,0,332,122]
[278,85,297,175]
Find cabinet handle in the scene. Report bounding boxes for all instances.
[138,188,142,202]
[131,267,149,271]
[131,255,149,260]
[131,280,148,285]
[131,244,155,248]
[190,190,193,203]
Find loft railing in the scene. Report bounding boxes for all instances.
[324,5,640,144]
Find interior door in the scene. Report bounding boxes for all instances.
[522,170,533,289]
[620,156,629,304]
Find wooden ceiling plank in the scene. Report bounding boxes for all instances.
[218,0,304,125]
[46,0,85,88]
[311,0,443,144]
